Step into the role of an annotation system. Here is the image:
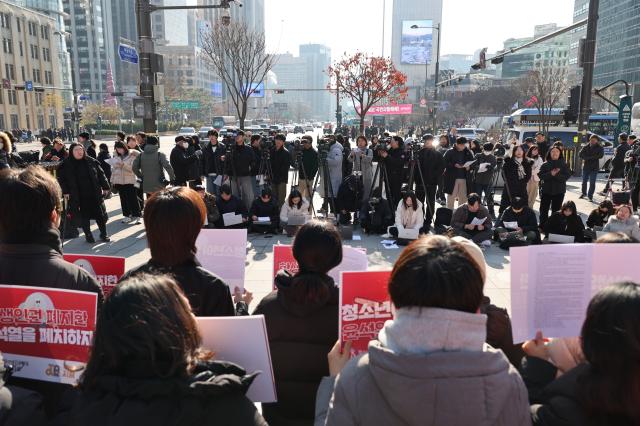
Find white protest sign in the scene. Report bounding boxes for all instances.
[510,244,640,342]
[197,315,277,403]
[196,229,247,291]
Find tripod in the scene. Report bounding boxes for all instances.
[257,146,274,192]
[290,146,317,217]
[405,148,434,229]
[484,158,504,219]
[310,149,336,219]
[223,141,242,200]
[370,159,394,209]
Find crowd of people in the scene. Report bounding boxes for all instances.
[1,164,639,425]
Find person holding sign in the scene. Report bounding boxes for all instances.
[69,274,267,426]
[317,236,530,425]
[215,184,249,229]
[450,193,493,247]
[253,220,341,425]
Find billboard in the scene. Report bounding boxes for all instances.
[401,20,432,65]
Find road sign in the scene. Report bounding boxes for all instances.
[440,101,450,111]
[617,95,632,138]
[25,81,33,91]
[170,100,200,110]
[419,98,427,108]
[118,44,139,64]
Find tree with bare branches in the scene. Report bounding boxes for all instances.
[327,53,408,133]
[515,66,568,136]
[200,22,275,129]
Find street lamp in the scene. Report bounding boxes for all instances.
[411,23,440,133]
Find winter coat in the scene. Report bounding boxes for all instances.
[443,147,475,194]
[528,156,544,183]
[612,142,631,168]
[57,156,110,222]
[42,146,68,162]
[394,199,424,231]
[132,144,175,194]
[249,198,279,222]
[186,142,202,180]
[325,142,343,197]
[538,159,571,196]
[202,141,226,176]
[271,146,292,184]
[81,140,97,159]
[383,146,405,179]
[497,207,539,233]
[0,229,103,418]
[602,214,640,240]
[123,258,235,317]
[502,157,532,198]
[253,271,338,425]
[215,195,248,228]
[202,193,220,227]
[280,199,310,223]
[0,358,46,426]
[472,152,496,186]
[97,151,111,181]
[109,151,139,186]
[299,148,319,180]
[64,361,267,426]
[451,203,492,232]
[227,144,255,177]
[545,212,585,242]
[579,143,604,173]
[348,147,373,197]
[586,208,610,228]
[170,145,200,185]
[317,308,530,426]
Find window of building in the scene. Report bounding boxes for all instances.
[30,44,39,59]
[25,115,30,129]
[0,115,4,130]
[42,47,50,62]
[0,90,3,104]
[40,25,49,40]
[49,114,56,128]
[2,38,12,54]
[35,92,43,106]
[8,90,17,105]
[0,13,11,29]
[28,22,36,36]
[10,114,18,129]
[5,64,15,81]
[33,68,41,83]
[23,91,28,105]
[18,41,23,56]
[21,66,25,81]
[37,114,45,129]
[44,70,52,85]
[16,17,20,32]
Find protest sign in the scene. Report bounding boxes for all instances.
[196,229,247,291]
[272,245,368,287]
[510,244,640,342]
[63,254,125,297]
[197,315,276,403]
[340,271,392,356]
[0,285,98,385]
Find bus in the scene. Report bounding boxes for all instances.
[631,102,640,136]
[212,116,236,130]
[588,112,617,141]
[507,109,619,142]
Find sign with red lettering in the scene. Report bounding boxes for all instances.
[0,285,98,384]
[63,254,125,297]
[340,271,392,356]
[272,245,368,288]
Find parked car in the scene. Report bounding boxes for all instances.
[304,124,314,132]
[178,127,197,137]
[198,126,214,141]
[456,128,487,142]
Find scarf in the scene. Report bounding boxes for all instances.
[515,157,526,180]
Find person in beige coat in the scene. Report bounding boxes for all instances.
[110,141,142,224]
[315,236,531,426]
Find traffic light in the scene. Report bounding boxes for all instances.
[563,85,581,125]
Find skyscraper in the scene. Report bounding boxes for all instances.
[299,44,331,120]
[110,0,138,94]
[390,0,443,100]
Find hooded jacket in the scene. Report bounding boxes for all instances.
[253,271,338,426]
[132,144,175,194]
[64,361,267,426]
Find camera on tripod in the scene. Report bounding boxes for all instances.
[260,137,274,150]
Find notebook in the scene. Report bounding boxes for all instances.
[548,233,574,244]
[287,215,306,226]
[397,228,419,240]
[223,212,243,227]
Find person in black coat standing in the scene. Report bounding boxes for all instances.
[416,134,445,230]
[57,143,111,242]
[202,130,226,196]
[271,134,292,211]
[379,136,406,207]
[578,135,604,201]
[538,146,572,229]
[170,136,202,186]
[443,137,475,209]
[187,135,203,184]
[253,220,341,425]
[500,145,532,214]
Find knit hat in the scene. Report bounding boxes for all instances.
[451,236,487,283]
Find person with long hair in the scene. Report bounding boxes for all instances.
[388,191,424,238]
[348,135,374,200]
[538,146,571,229]
[544,200,585,242]
[110,141,142,224]
[526,145,543,208]
[602,204,640,240]
[500,144,532,214]
[521,282,640,426]
[253,220,342,425]
[279,188,310,226]
[317,236,530,425]
[57,143,111,242]
[122,186,250,316]
[67,273,267,426]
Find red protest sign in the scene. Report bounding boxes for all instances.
[63,254,125,297]
[0,285,98,384]
[340,271,392,356]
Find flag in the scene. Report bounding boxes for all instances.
[511,101,518,110]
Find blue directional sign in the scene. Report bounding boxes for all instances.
[118,44,139,64]
[25,80,33,91]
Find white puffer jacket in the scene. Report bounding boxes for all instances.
[110,150,139,185]
[280,198,310,223]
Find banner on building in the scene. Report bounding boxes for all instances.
[356,104,413,116]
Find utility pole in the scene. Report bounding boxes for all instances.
[575,0,599,175]
[432,24,441,133]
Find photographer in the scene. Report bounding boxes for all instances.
[323,135,343,213]
[202,130,226,196]
[170,136,202,187]
[379,136,405,206]
[298,135,318,204]
[227,130,256,211]
[271,134,291,210]
[349,135,373,200]
[417,134,445,230]
[601,133,631,194]
[338,135,353,177]
[250,134,264,196]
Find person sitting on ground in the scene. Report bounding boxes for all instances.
[316,236,530,426]
[214,184,248,229]
[122,186,251,316]
[586,200,614,229]
[253,220,341,425]
[65,273,267,426]
[519,281,640,426]
[495,196,540,246]
[249,187,280,234]
[387,191,424,239]
[279,188,309,227]
[194,185,219,228]
[602,204,640,240]
[450,193,493,247]
[359,187,393,235]
[0,166,104,419]
[544,200,585,243]
[595,231,638,243]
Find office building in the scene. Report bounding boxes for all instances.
[390,0,443,99]
[0,0,65,129]
[299,44,331,120]
[110,0,138,94]
[440,54,474,74]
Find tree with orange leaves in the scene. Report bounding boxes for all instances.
[327,53,408,134]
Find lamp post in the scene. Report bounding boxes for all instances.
[411,23,440,133]
[54,30,80,136]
